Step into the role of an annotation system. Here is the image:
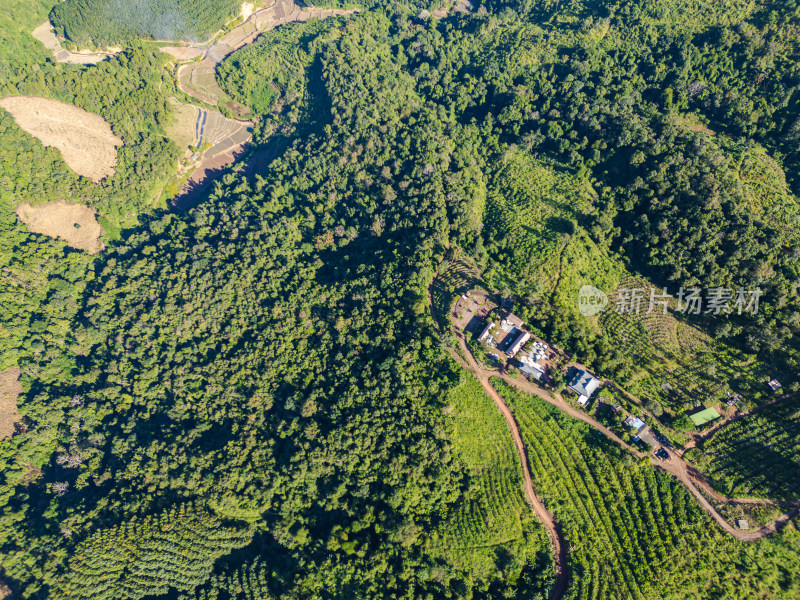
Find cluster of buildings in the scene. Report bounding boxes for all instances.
[474,308,607,404]
[477,313,529,356]
[476,312,548,381]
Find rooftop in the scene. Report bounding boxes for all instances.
[625,415,646,431]
[521,364,543,380]
[568,369,600,398]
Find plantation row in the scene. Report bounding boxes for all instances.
[599,305,765,418]
[484,153,589,284]
[56,504,253,600]
[438,376,546,556]
[495,379,800,600]
[689,397,800,501]
[186,558,275,600]
[51,0,240,46]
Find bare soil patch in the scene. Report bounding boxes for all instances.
[32,21,120,65]
[0,96,122,182]
[32,21,61,53]
[16,201,105,253]
[161,46,205,60]
[0,368,22,440]
[172,139,250,210]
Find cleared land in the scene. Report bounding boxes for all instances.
[0,96,122,182]
[31,21,120,65]
[0,368,22,439]
[16,201,105,253]
[167,98,202,149]
[170,104,252,208]
[161,46,205,60]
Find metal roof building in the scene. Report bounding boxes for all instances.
[568,369,601,398]
[506,331,531,358]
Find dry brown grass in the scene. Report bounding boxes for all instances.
[0,96,122,182]
[32,21,61,53]
[161,46,205,60]
[0,368,22,440]
[16,201,105,253]
[166,98,200,150]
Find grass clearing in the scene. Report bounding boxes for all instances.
[167,98,201,150]
[16,201,105,254]
[0,96,122,182]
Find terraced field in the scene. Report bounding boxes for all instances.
[175,0,356,114]
[598,280,775,415]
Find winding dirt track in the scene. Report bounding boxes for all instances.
[447,329,800,598]
[446,343,569,600]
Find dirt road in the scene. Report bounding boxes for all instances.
[446,343,569,600]
[451,333,799,545]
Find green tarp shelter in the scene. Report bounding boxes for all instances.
[689,407,721,427]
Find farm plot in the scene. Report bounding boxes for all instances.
[160,46,205,60]
[203,110,250,150]
[599,276,774,415]
[0,96,121,181]
[166,98,201,150]
[0,368,22,439]
[171,111,251,209]
[497,379,800,600]
[177,60,251,115]
[430,375,553,592]
[687,396,800,502]
[16,201,104,253]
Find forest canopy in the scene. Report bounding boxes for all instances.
[1,0,800,599]
[50,0,241,46]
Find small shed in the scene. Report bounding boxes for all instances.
[768,379,782,392]
[477,322,494,342]
[737,519,749,530]
[625,415,646,432]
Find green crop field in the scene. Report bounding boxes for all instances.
[495,378,800,600]
[598,277,777,420]
[686,396,800,502]
[484,152,595,293]
[431,374,554,594]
